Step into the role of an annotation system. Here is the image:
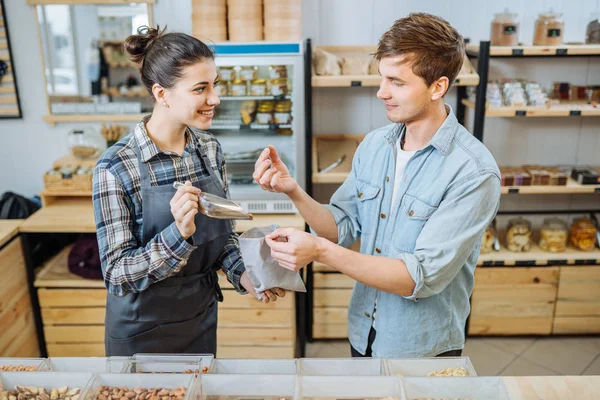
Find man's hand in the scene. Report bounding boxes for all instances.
[253,146,298,194]
[264,228,323,272]
[240,271,286,303]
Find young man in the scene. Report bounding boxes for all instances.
[253,13,501,358]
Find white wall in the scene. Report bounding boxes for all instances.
[1,0,599,209]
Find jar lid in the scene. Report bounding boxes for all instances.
[542,218,567,229]
[494,9,518,19]
[232,79,245,84]
[270,65,287,69]
[252,79,267,84]
[539,9,563,18]
[219,66,234,70]
[509,217,532,228]
[573,217,596,227]
[271,79,287,84]
[242,66,258,70]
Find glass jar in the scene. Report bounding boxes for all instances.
[490,9,519,46]
[239,66,258,82]
[218,66,235,81]
[506,218,532,252]
[229,79,247,96]
[216,81,229,97]
[569,218,598,251]
[533,10,564,46]
[269,65,288,79]
[274,100,292,124]
[586,11,600,44]
[480,224,497,254]
[270,79,289,96]
[539,218,568,253]
[67,127,106,159]
[256,101,274,125]
[250,79,268,96]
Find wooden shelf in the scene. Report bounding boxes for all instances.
[43,114,145,126]
[467,43,600,57]
[34,245,105,289]
[501,178,600,195]
[0,219,23,248]
[312,73,479,88]
[478,244,600,267]
[313,45,479,87]
[20,198,95,234]
[462,99,600,117]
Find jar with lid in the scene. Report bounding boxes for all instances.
[218,66,235,81]
[270,79,289,96]
[533,10,564,46]
[274,100,292,124]
[586,10,600,44]
[250,79,268,96]
[239,66,258,82]
[539,218,568,252]
[256,101,274,125]
[269,65,288,79]
[216,81,229,97]
[506,218,532,252]
[230,79,247,96]
[569,217,597,251]
[490,9,519,46]
[67,127,106,159]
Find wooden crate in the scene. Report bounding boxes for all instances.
[0,221,40,357]
[553,266,600,334]
[469,267,560,336]
[218,272,296,358]
[312,134,365,184]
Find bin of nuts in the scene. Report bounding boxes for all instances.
[122,361,210,376]
[480,222,498,254]
[569,217,598,251]
[506,218,533,252]
[86,374,193,400]
[0,372,94,400]
[0,359,49,372]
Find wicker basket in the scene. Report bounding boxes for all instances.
[192,0,227,41]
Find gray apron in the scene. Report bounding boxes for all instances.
[105,136,233,356]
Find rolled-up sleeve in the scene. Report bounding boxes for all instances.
[396,171,501,301]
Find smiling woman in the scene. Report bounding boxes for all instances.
[92,26,283,357]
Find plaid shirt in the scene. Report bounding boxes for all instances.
[93,118,246,297]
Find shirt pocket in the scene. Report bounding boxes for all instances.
[356,179,381,234]
[395,193,438,252]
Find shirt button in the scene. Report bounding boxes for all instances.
[409,210,414,217]
[375,248,382,254]
[358,193,363,198]
[380,213,386,219]
[365,312,371,318]
[386,176,390,182]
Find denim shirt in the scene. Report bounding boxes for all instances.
[324,106,501,357]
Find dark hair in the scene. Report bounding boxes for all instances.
[124,26,214,97]
[375,13,465,89]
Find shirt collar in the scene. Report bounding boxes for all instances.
[384,104,459,156]
[134,115,197,163]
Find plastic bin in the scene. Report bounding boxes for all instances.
[384,357,477,377]
[198,374,296,400]
[402,377,511,400]
[48,357,129,373]
[298,358,385,376]
[0,358,49,372]
[296,376,405,400]
[209,359,297,374]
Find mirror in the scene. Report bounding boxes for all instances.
[36,3,153,116]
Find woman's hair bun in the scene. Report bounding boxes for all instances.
[124,25,165,64]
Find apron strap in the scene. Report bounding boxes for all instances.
[198,269,224,303]
[194,134,225,188]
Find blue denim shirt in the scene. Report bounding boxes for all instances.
[324,106,501,357]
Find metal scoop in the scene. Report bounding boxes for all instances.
[173,181,253,220]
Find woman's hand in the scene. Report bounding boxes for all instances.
[240,271,286,303]
[170,180,200,240]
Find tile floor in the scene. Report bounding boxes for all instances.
[305,337,600,376]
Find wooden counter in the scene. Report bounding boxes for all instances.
[20,199,96,233]
[0,219,40,357]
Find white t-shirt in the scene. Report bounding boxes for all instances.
[391,138,416,209]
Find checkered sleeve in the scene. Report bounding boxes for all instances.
[93,166,196,297]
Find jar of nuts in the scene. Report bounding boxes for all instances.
[506,218,532,252]
[539,218,568,253]
[569,217,598,251]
